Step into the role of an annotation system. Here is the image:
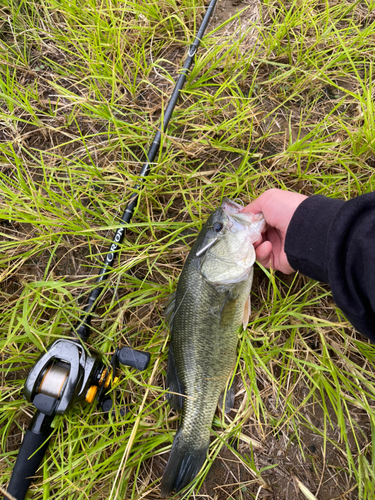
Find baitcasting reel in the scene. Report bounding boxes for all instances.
[24,338,149,416]
[3,0,217,497]
[4,338,150,500]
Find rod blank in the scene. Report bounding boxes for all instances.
[75,0,218,341]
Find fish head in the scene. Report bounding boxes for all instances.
[196,198,266,286]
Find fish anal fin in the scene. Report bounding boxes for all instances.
[166,345,184,410]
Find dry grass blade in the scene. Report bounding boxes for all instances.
[293,475,318,500]
[1,0,375,499]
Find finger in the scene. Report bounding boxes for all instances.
[242,189,279,215]
[255,240,272,268]
[253,234,264,249]
[266,228,294,274]
[242,196,264,214]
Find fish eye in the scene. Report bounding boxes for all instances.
[213,222,223,233]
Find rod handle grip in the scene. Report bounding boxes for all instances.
[4,413,53,500]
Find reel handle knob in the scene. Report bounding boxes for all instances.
[3,411,53,500]
[117,347,150,371]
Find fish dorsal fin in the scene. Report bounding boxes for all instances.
[163,290,176,328]
[166,345,184,411]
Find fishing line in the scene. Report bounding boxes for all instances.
[38,363,70,398]
[3,2,219,500]
[74,0,220,343]
[167,288,189,329]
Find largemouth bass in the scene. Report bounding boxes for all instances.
[160,198,265,496]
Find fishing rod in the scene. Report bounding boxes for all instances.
[3,1,218,499]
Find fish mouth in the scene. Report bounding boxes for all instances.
[221,197,259,228]
[221,198,243,214]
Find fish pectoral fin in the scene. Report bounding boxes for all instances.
[218,376,235,414]
[163,290,176,328]
[219,283,244,329]
[243,294,251,330]
[166,345,184,411]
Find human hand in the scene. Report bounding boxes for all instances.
[242,189,307,274]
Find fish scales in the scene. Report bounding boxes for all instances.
[161,199,265,496]
[173,258,250,442]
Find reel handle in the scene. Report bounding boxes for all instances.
[117,346,150,371]
[3,411,53,500]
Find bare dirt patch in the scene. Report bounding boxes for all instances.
[2,1,375,499]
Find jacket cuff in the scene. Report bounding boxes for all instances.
[285,195,345,283]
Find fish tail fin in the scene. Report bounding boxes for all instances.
[160,428,208,497]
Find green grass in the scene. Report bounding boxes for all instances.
[1,0,375,498]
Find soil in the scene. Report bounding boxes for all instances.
[184,370,366,500]
[148,4,369,497]
[2,1,373,499]
[211,0,261,43]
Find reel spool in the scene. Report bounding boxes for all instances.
[24,339,150,416]
[38,362,70,399]
[6,338,149,500]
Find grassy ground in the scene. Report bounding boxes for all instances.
[1,0,375,498]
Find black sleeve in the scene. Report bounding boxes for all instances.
[284,192,375,343]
